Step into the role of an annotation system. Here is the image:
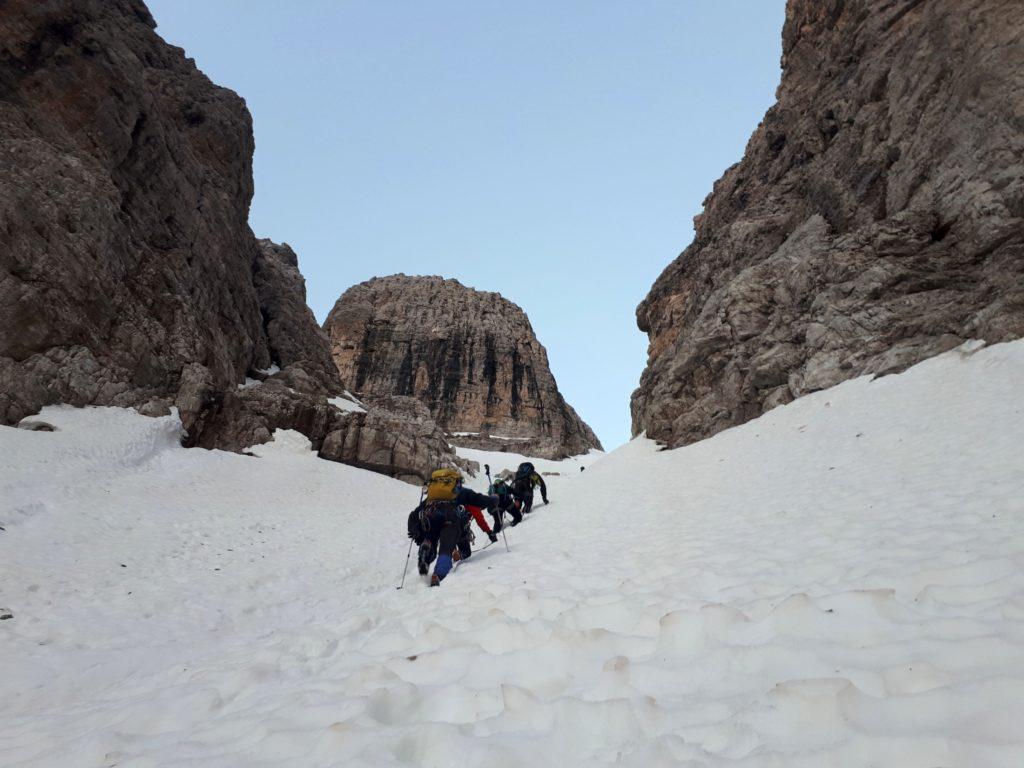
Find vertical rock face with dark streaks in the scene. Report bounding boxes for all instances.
[324,275,602,458]
[632,0,1024,447]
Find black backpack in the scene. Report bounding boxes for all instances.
[510,476,531,498]
[419,500,468,532]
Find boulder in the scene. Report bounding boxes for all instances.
[320,395,476,484]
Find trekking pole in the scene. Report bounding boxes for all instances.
[397,483,428,590]
[484,464,510,552]
[396,538,414,590]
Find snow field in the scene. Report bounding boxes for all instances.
[1,340,1023,766]
[455,444,601,494]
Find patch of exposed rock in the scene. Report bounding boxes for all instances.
[633,0,1024,447]
[324,275,602,459]
[0,0,460,481]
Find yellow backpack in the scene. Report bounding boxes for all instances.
[426,468,461,501]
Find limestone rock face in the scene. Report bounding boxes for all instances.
[252,240,341,394]
[324,275,602,459]
[633,0,1024,447]
[0,0,462,480]
[0,0,269,422]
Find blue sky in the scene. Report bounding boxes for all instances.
[148,1,784,449]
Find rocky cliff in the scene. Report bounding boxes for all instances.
[324,275,602,459]
[0,0,460,481]
[1,0,267,421]
[633,0,1024,447]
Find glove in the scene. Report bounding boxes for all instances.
[543,498,549,505]
[488,531,498,543]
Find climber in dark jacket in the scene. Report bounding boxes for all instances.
[510,463,547,515]
[490,478,524,526]
[407,475,499,585]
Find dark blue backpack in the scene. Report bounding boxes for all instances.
[516,462,535,480]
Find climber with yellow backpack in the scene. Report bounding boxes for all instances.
[407,468,500,586]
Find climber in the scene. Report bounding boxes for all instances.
[510,462,547,515]
[407,468,499,586]
[489,477,524,526]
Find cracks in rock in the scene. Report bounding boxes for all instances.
[113,111,148,221]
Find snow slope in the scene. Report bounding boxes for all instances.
[2,340,1024,766]
[455,445,602,494]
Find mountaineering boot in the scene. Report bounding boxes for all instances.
[430,574,441,587]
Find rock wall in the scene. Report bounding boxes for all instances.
[1,0,267,422]
[251,239,341,393]
[0,0,459,481]
[324,275,602,459]
[633,0,1024,447]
